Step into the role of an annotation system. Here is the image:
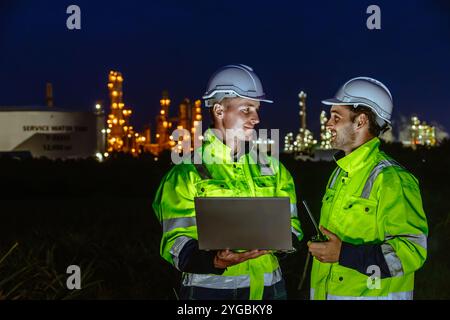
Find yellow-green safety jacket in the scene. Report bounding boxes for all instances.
[153,129,303,300]
[310,137,428,300]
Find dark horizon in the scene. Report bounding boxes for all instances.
[1,0,449,140]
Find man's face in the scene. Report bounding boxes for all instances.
[326,105,357,150]
[220,97,260,141]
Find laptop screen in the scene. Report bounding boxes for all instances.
[194,197,293,251]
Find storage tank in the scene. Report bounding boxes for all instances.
[0,106,105,159]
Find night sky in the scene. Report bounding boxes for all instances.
[1,0,449,139]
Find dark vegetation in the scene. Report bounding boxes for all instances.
[0,140,449,299]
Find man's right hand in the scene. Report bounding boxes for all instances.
[213,249,269,269]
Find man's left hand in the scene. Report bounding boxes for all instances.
[307,226,342,263]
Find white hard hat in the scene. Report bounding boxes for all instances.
[322,77,393,126]
[202,64,273,107]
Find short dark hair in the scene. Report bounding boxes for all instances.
[349,105,384,137]
[209,106,215,121]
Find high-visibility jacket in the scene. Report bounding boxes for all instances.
[310,137,428,300]
[153,129,303,300]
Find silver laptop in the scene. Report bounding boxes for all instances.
[194,197,293,251]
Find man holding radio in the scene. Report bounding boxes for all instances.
[308,77,428,300]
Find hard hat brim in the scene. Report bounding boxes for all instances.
[203,90,273,106]
[321,98,350,106]
[251,97,273,104]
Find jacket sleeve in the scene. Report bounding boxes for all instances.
[376,170,428,276]
[153,164,222,273]
[152,165,196,267]
[339,169,428,277]
[277,162,303,242]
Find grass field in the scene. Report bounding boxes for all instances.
[0,141,449,299]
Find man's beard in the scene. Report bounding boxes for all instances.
[331,124,356,150]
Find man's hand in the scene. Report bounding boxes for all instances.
[214,249,269,269]
[307,226,342,263]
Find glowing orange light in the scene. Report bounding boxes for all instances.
[160,98,171,106]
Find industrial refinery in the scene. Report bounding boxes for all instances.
[0,70,444,160]
[283,90,441,159]
[406,116,437,148]
[104,70,204,157]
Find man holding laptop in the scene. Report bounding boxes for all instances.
[153,64,303,300]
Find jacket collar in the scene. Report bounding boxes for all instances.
[202,128,255,163]
[334,137,380,176]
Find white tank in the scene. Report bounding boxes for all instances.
[0,106,105,159]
